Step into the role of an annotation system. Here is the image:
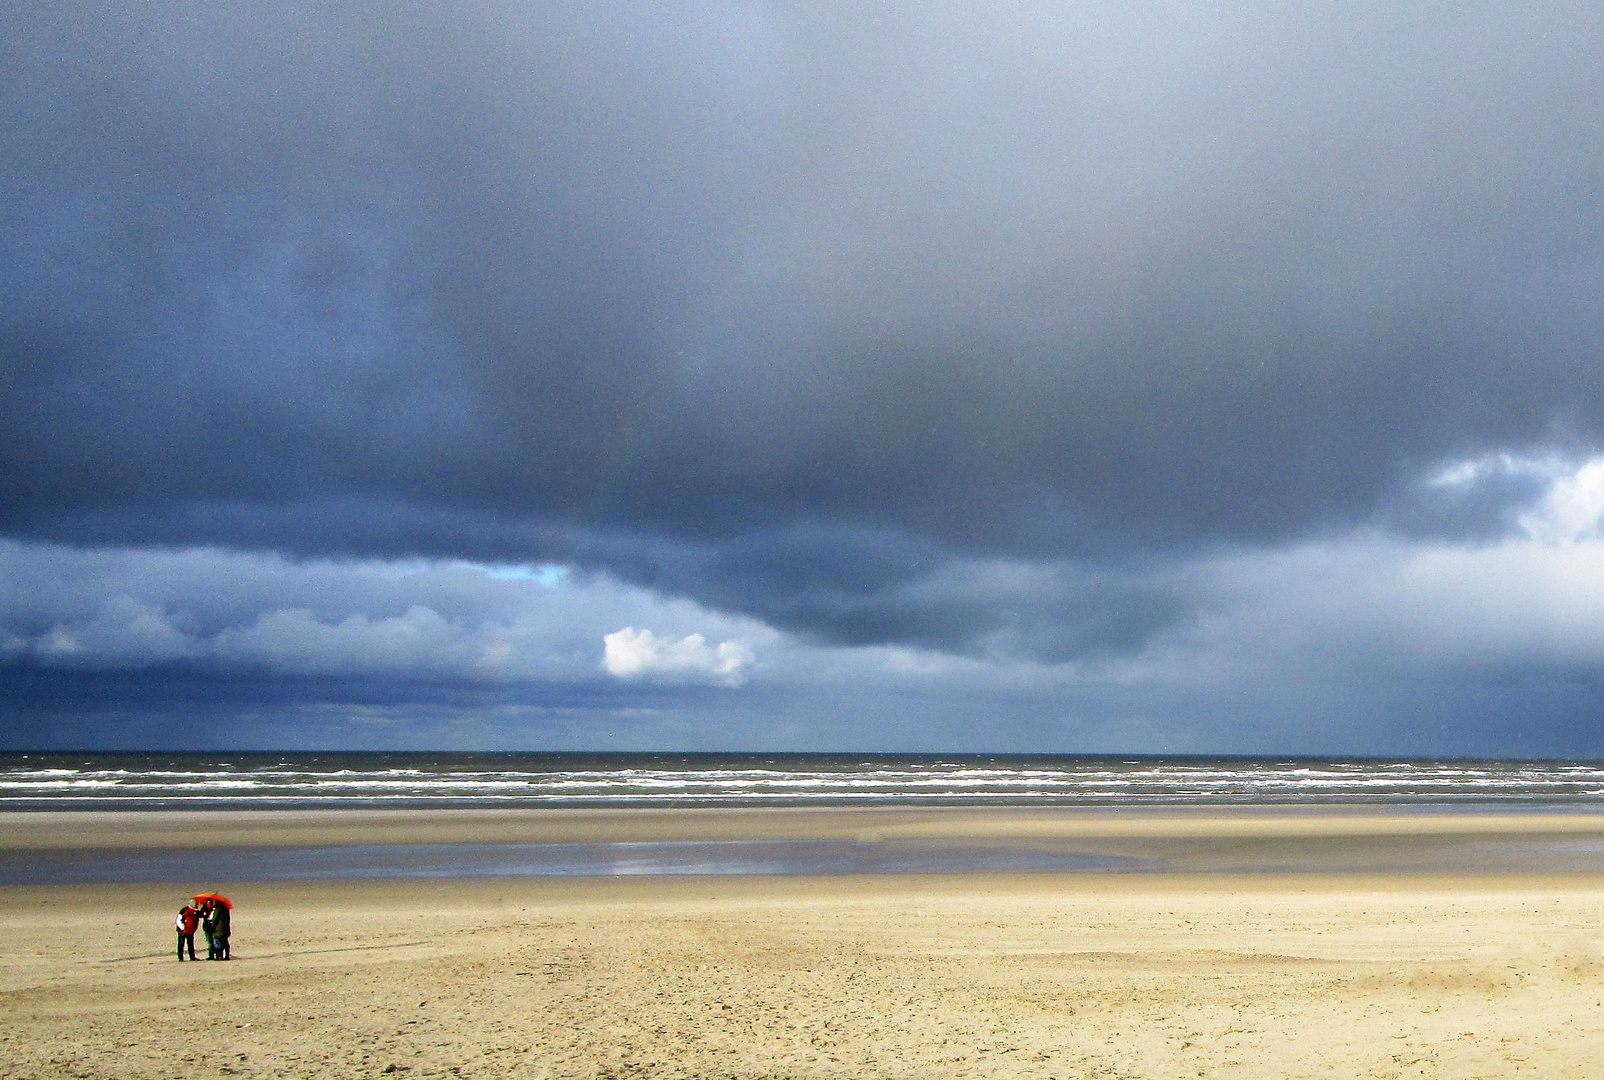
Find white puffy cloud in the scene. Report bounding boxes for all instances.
[602,627,754,686]
[1427,451,1568,490]
[1425,451,1604,544]
[1520,457,1604,545]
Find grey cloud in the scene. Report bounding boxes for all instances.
[4,507,1197,660]
[656,526,1192,659]
[9,1,1604,750]
[6,1,1604,565]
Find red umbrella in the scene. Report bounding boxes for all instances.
[193,892,233,909]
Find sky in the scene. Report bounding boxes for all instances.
[4,1,1604,753]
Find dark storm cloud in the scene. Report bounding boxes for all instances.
[624,525,1190,659]
[5,1,1604,657]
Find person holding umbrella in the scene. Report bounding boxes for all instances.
[198,898,216,959]
[212,897,230,959]
[195,894,233,960]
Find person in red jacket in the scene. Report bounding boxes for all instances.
[175,903,199,961]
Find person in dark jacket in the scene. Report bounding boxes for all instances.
[175,904,199,961]
[200,899,218,959]
[211,900,231,960]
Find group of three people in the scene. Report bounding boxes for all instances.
[175,897,231,960]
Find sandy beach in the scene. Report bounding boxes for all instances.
[4,809,1604,1078]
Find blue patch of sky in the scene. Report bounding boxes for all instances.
[483,563,569,587]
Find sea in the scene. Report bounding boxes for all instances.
[8,753,1604,884]
[5,751,1604,810]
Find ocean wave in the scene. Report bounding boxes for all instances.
[6,753,1604,807]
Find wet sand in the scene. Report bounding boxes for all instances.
[4,809,1604,1078]
[10,805,1604,878]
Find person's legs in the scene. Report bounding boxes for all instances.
[204,930,216,959]
[183,932,197,960]
[219,934,230,960]
[177,934,185,961]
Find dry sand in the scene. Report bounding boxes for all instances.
[4,809,1604,1078]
